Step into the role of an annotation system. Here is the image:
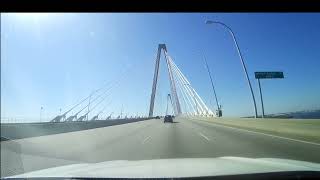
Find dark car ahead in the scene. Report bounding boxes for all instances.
[164,115,173,123]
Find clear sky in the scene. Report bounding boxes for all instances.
[1,13,320,122]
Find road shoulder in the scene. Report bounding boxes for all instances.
[188,117,320,144]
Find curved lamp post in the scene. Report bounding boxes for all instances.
[205,20,258,118]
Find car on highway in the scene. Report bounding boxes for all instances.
[6,157,320,179]
[164,115,173,123]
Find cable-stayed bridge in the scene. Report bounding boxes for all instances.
[2,44,320,178]
[48,44,216,123]
[149,44,214,117]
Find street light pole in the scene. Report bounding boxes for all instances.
[120,104,123,118]
[40,106,43,122]
[202,52,221,116]
[205,20,258,118]
[87,92,94,121]
[257,78,265,118]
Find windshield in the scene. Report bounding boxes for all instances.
[1,13,320,178]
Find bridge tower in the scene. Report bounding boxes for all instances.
[149,44,182,117]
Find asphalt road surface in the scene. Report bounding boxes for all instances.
[2,117,320,177]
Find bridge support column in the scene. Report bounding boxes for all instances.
[148,44,181,117]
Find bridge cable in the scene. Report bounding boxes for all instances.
[168,56,214,115]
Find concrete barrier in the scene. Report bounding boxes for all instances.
[1,118,154,141]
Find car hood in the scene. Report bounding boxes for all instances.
[7,157,320,178]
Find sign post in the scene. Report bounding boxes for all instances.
[254,72,284,118]
[257,79,265,118]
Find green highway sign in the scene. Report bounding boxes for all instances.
[255,72,284,79]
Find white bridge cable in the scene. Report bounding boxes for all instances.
[99,99,113,114]
[88,96,111,116]
[92,93,114,117]
[169,57,211,114]
[77,83,115,115]
[167,56,197,113]
[73,68,131,121]
[167,62,179,115]
[97,100,113,120]
[164,51,179,115]
[51,62,134,122]
[182,73,214,115]
[83,73,129,119]
[78,89,114,118]
[169,60,197,114]
[170,60,202,115]
[68,79,116,113]
[176,80,195,115]
[51,69,130,122]
[168,57,205,114]
[86,70,129,110]
[167,56,197,114]
[81,98,112,121]
[50,81,114,122]
[93,64,134,119]
[168,56,214,115]
[174,69,197,115]
[176,82,189,114]
[104,112,114,120]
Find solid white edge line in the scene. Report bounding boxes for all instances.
[198,132,210,141]
[192,119,320,146]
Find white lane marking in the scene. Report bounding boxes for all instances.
[198,132,210,141]
[195,120,320,146]
[142,136,151,144]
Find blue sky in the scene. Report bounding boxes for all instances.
[1,13,320,121]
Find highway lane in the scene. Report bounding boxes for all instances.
[2,117,320,177]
